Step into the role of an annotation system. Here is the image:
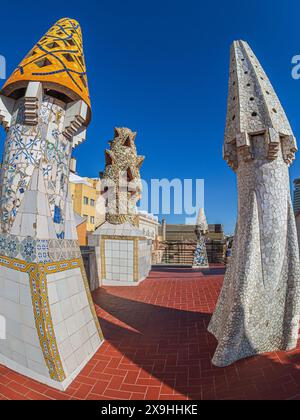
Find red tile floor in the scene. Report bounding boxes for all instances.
[1,265,300,400]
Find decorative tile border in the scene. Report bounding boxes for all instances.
[0,234,81,263]
[0,254,104,382]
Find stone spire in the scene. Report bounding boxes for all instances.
[224,40,297,170]
[208,41,300,367]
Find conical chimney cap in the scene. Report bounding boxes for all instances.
[2,18,91,122]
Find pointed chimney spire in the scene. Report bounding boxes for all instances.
[224,40,297,170]
[196,207,208,232]
[1,18,91,121]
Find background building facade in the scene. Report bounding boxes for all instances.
[69,172,105,233]
[293,178,300,214]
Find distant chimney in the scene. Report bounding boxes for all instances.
[162,219,166,241]
[70,157,77,174]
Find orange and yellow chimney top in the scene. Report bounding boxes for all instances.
[2,18,91,113]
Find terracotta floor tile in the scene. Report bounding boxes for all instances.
[0,266,299,400]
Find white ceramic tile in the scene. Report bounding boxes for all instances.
[36,191,47,216]
[61,297,73,320]
[74,310,85,330]
[36,215,51,238]
[70,294,81,314]
[4,279,19,303]
[3,299,20,322]
[47,283,58,304]
[6,318,23,339]
[78,291,88,310]
[21,325,39,346]
[21,190,38,214]
[119,258,127,267]
[119,242,127,251]
[112,242,119,251]
[83,307,93,324]
[12,351,27,367]
[65,316,78,336]
[55,321,69,344]
[27,359,48,376]
[79,325,89,344]
[90,333,101,352]
[51,302,63,325]
[120,251,127,259]
[56,280,70,301]
[70,330,82,352]
[10,336,26,356]
[67,276,79,296]
[19,213,36,237]
[84,339,93,357]
[19,284,32,307]
[20,305,34,327]
[64,353,77,375]
[0,341,11,358]
[76,275,85,292]
[59,337,73,360]
[25,343,44,364]
[74,345,86,365]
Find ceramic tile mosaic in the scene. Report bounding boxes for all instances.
[90,221,152,286]
[2,18,91,109]
[0,17,104,390]
[208,41,300,367]
[101,128,144,227]
[193,208,209,268]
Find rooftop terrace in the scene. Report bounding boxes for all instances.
[0,266,300,400]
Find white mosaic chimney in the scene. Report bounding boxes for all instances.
[208,41,300,367]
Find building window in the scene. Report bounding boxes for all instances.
[83,196,89,205]
[90,199,95,207]
[90,216,95,224]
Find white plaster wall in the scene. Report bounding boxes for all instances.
[47,267,101,378]
[0,266,49,377]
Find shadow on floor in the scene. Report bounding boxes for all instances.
[93,289,300,400]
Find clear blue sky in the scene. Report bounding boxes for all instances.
[1,0,300,234]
